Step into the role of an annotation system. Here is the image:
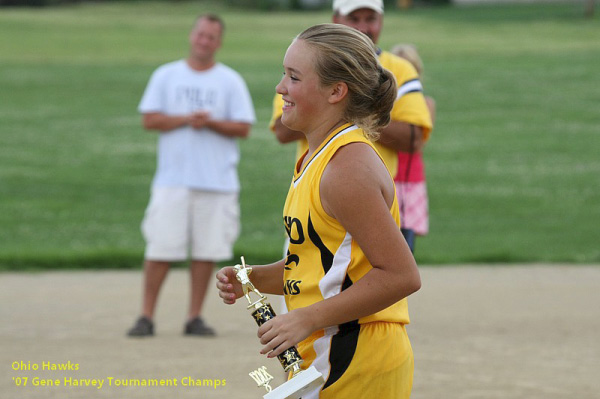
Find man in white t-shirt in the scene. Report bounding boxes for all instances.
[127,13,256,337]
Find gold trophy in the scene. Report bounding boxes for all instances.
[233,257,324,399]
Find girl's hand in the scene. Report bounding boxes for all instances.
[257,308,313,358]
[216,267,244,305]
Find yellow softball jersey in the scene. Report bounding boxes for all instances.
[282,123,413,398]
[270,50,432,179]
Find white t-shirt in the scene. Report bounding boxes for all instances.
[138,60,256,192]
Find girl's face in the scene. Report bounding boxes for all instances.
[276,39,331,134]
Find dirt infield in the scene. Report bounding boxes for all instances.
[1,265,598,399]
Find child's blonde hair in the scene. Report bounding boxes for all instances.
[390,44,423,77]
[298,24,397,139]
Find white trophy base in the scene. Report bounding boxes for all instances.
[264,366,324,399]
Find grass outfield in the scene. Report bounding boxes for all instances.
[0,2,598,269]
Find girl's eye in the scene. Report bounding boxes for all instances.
[282,71,299,81]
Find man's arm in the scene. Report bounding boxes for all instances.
[142,112,191,132]
[273,117,304,144]
[142,112,250,138]
[377,121,425,153]
[275,113,424,152]
[205,119,251,138]
[274,114,425,152]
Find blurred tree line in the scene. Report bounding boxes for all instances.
[0,0,74,6]
[0,0,451,9]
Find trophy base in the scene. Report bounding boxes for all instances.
[264,366,323,399]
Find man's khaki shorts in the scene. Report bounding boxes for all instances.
[141,187,240,262]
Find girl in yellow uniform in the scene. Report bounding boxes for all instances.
[217,24,421,399]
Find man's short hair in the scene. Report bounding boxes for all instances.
[196,13,225,35]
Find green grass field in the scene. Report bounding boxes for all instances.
[0,1,598,269]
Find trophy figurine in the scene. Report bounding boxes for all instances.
[233,256,324,399]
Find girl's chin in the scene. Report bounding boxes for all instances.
[281,117,297,131]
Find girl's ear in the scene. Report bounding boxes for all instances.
[328,82,348,105]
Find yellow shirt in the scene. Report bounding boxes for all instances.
[270,50,433,178]
[282,123,410,326]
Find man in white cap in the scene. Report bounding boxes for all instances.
[333,0,384,45]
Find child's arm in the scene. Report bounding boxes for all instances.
[257,142,421,357]
[216,260,286,305]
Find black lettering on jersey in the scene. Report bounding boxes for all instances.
[283,279,301,296]
[284,216,305,244]
[307,213,334,274]
[284,250,299,271]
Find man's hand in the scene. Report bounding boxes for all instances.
[189,111,210,130]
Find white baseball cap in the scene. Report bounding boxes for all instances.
[333,0,384,16]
